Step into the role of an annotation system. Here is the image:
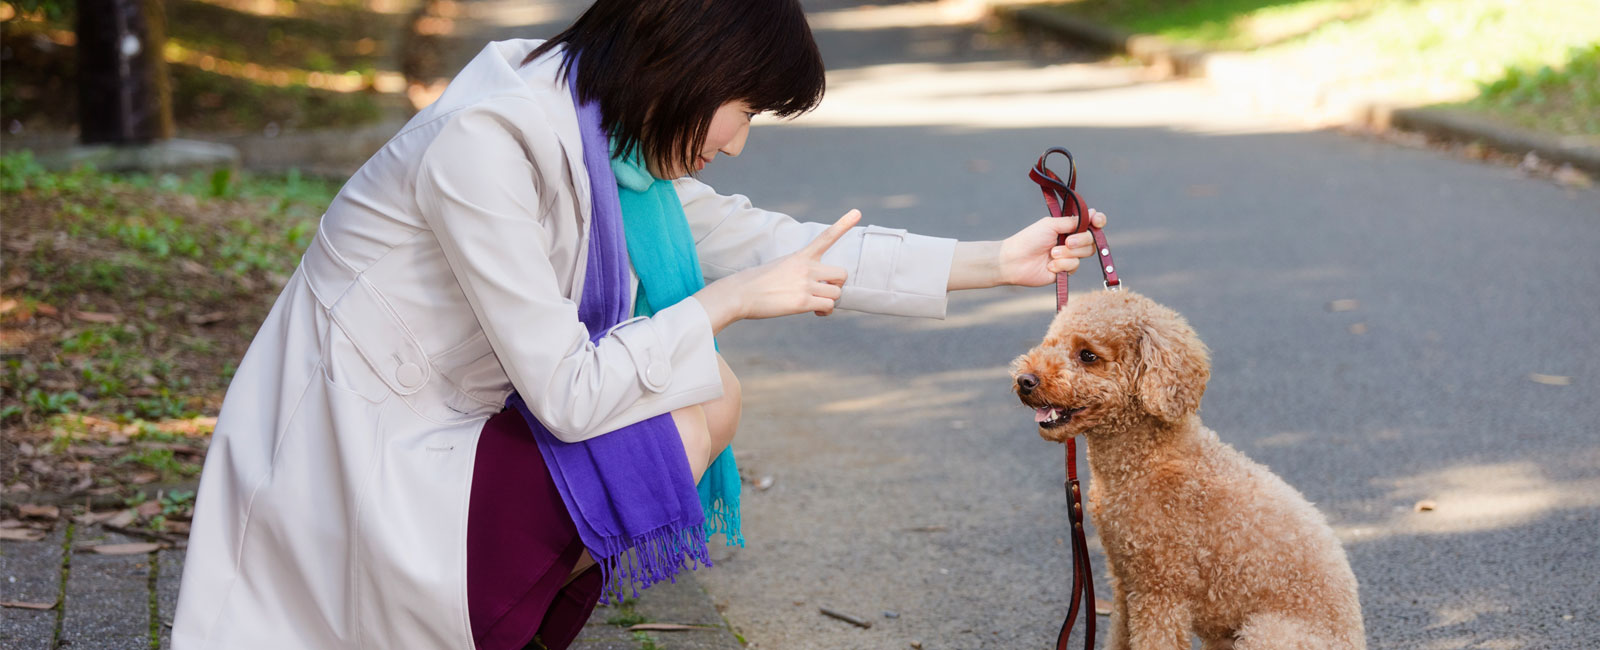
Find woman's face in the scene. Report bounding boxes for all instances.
[653,101,755,179]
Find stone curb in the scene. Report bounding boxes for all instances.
[993,2,1600,175]
[1381,105,1600,175]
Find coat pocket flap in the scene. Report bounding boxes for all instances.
[329,276,432,397]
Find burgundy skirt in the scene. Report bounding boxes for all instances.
[468,408,602,650]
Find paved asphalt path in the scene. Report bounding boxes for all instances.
[462,1,1600,648]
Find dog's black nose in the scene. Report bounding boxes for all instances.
[1016,373,1038,394]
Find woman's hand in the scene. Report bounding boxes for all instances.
[998,209,1107,287]
[694,210,860,332]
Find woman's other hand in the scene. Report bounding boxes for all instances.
[998,209,1107,287]
[694,210,860,331]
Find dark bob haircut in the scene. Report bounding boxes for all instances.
[527,0,825,175]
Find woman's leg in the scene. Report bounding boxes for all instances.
[701,354,743,460]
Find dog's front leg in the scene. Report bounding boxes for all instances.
[1105,576,1131,650]
[1126,592,1190,650]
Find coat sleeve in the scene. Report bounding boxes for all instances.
[674,177,957,319]
[415,99,723,442]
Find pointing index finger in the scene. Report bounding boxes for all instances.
[802,209,861,260]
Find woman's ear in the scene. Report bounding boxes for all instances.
[1134,312,1211,424]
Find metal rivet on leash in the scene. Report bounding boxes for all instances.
[1028,146,1120,650]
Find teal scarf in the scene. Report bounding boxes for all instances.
[611,145,743,547]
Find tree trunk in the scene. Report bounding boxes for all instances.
[77,0,173,144]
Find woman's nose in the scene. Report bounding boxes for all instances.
[1016,373,1038,394]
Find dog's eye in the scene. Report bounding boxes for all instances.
[1078,349,1098,363]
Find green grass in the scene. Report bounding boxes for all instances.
[1458,44,1600,137]
[1047,0,1384,50]
[1040,0,1600,135]
[1,151,339,428]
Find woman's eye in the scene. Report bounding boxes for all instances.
[1078,349,1098,363]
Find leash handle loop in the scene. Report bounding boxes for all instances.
[1029,147,1120,314]
[1032,147,1100,650]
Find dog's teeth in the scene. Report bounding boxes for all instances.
[1035,407,1059,423]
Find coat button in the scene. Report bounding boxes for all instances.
[644,361,669,390]
[396,362,425,388]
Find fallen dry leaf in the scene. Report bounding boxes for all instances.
[1527,373,1571,386]
[70,310,121,324]
[136,501,163,518]
[186,311,230,325]
[130,472,159,485]
[105,510,139,528]
[179,259,209,275]
[1552,165,1593,188]
[627,623,720,632]
[0,601,56,610]
[0,298,16,314]
[1414,500,1437,512]
[0,528,46,541]
[1327,299,1360,312]
[0,519,23,528]
[1095,598,1114,616]
[74,511,121,525]
[89,542,163,555]
[18,504,59,519]
[1348,323,1368,335]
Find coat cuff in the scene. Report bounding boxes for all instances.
[589,297,723,435]
[835,225,957,319]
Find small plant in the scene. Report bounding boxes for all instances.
[630,631,661,650]
[606,608,649,627]
[116,447,201,479]
[25,388,81,416]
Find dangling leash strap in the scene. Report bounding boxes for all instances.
[1027,147,1118,650]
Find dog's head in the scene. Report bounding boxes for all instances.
[1010,290,1210,441]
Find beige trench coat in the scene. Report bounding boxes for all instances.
[172,40,957,649]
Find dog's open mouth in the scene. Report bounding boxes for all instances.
[1034,405,1086,429]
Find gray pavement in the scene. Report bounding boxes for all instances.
[6,1,1597,649]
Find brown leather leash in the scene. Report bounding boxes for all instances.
[1028,147,1119,650]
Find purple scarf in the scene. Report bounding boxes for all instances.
[506,66,711,603]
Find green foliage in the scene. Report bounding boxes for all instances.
[1,159,339,427]
[1469,44,1600,135]
[10,0,73,19]
[630,631,662,650]
[606,609,650,627]
[116,447,201,478]
[25,388,82,416]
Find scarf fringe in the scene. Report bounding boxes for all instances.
[597,520,714,605]
[703,494,744,548]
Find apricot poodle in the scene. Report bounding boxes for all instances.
[1012,290,1364,649]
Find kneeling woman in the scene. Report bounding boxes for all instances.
[171,0,1106,648]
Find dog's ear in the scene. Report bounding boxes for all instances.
[1134,311,1211,423]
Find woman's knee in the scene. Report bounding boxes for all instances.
[671,405,713,481]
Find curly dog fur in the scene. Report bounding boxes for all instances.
[1012,290,1364,649]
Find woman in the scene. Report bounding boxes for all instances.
[172,1,1107,648]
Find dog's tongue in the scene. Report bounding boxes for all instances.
[1034,407,1058,422]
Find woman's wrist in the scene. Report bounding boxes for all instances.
[692,279,745,334]
[948,240,1005,291]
